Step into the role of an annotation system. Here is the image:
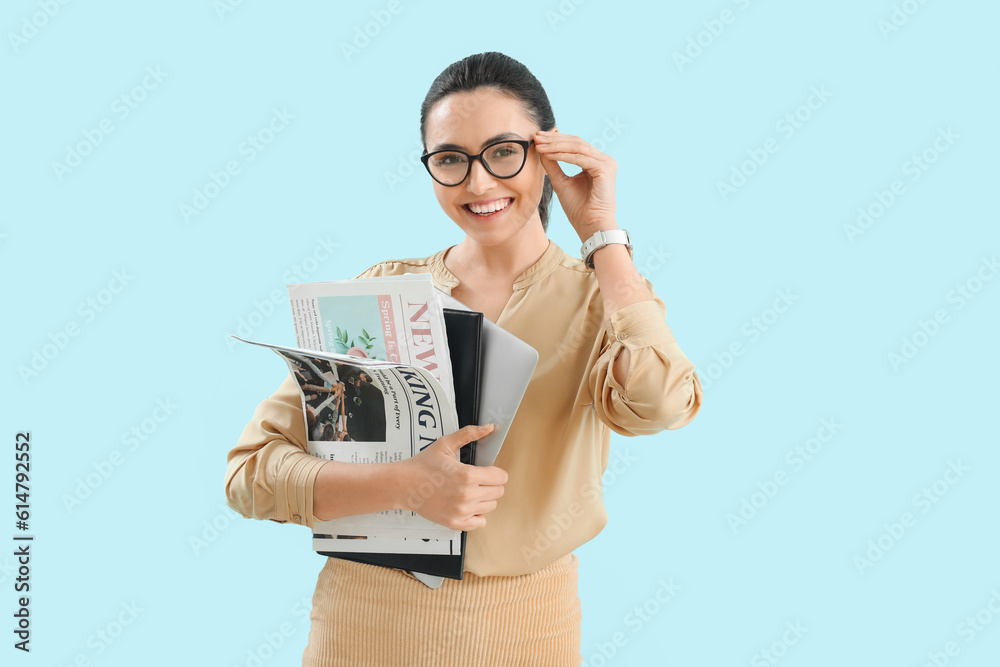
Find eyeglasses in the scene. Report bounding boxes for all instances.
[420,139,534,186]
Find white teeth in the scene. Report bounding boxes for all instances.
[468,198,511,214]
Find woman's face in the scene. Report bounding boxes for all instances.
[423,87,544,248]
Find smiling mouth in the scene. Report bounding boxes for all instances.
[464,197,513,216]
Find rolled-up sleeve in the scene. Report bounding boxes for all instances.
[224,371,330,529]
[588,297,703,436]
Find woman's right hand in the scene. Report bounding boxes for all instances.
[398,424,508,531]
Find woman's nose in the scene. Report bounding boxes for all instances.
[466,158,496,194]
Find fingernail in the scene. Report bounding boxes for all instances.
[479,424,493,433]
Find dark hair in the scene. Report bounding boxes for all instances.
[420,51,556,231]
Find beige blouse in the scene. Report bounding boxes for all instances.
[225,239,703,576]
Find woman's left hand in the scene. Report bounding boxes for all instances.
[534,128,618,240]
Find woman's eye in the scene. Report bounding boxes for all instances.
[434,153,464,166]
[490,147,516,158]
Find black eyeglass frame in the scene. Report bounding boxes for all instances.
[420,139,535,187]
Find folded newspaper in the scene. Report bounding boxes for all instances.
[233,274,464,557]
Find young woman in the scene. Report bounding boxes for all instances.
[225,51,703,666]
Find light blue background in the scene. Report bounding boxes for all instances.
[3,1,998,665]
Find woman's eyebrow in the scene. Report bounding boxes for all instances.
[430,132,524,152]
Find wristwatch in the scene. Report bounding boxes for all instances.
[581,229,632,269]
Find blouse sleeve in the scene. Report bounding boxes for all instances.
[587,283,703,436]
[224,371,329,529]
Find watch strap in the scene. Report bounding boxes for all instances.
[581,229,632,269]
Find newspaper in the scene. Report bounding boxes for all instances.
[232,274,464,555]
[287,274,455,407]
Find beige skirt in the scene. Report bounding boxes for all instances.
[301,552,583,666]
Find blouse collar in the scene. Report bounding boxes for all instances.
[427,239,563,293]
